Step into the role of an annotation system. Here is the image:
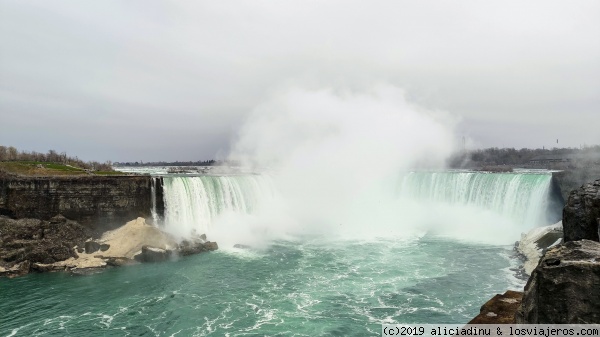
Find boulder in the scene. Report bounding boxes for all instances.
[85,241,101,254]
[468,290,523,324]
[178,240,218,256]
[562,179,600,242]
[516,240,600,323]
[134,245,173,263]
[204,241,218,251]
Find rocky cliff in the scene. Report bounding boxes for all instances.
[478,179,600,324]
[516,240,600,323]
[563,179,600,242]
[553,167,600,202]
[0,175,162,233]
[516,178,600,323]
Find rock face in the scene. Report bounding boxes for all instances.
[562,179,600,242]
[468,290,523,324]
[516,240,600,323]
[0,215,90,276]
[0,175,163,233]
[554,168,600,203]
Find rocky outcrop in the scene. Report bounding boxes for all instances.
[132,239,218,262]
[0,215,90,277]
[562,179,600,242]
[0,175,163,233]
[178,237,218,256]
[468,290,523,324]
[516,240,600,323]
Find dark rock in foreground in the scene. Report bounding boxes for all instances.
[517,239,600,323]
[468,290,523,324]
[563,179,600,242]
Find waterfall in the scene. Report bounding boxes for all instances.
[157,171,563,243]
[161,175,276,237]
[396,171,560,227]
[150,177,159,225]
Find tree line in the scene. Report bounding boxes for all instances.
[447,145,600,168]
[0,145,114,171]
[115,159,237,167]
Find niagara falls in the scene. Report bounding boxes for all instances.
[1,0,600,336]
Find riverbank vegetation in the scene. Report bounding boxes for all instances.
[0,145,117,176]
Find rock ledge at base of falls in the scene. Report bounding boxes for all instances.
[516,222,563,275]
[562,179,600,242]
[0,216,218,277]
[516,239,600,323]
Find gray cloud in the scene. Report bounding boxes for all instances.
[1,0,598,161]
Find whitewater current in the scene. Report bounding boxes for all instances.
[0,170,561,336]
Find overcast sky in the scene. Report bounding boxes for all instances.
[1,0,598,162]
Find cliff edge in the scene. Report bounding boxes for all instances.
[0,174,162,233]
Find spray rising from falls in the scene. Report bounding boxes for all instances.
[158,87,563,245]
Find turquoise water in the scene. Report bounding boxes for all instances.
[1,236,521,336]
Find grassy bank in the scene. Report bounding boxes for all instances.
[0,161,124,177]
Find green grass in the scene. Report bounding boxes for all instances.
[94,171,125,176]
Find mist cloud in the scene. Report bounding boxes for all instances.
[224,86,456,237]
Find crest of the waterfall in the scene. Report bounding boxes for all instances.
[393,171,559,243]
[397,172,555,226]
